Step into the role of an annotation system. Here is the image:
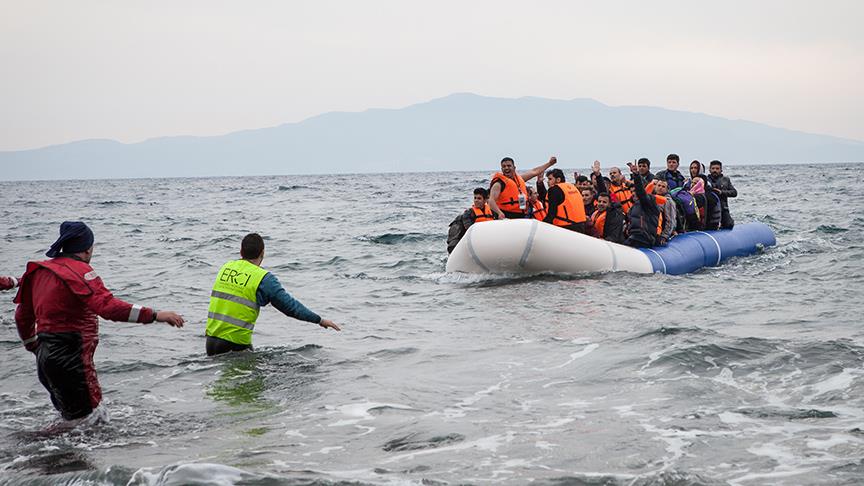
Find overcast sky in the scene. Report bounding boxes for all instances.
[1,0,861,151]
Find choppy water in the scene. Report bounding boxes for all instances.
[1,163,863,485]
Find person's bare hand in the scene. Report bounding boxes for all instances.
[319,319,341,331]
[548,156,557,165]
[156,311,185,328]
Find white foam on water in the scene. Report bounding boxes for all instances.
[612,405,641,418]
[729,465,818,485]
[718,411,761,425]
[284,429,307,438]
[558,399,591,408]
[704,356,719,369]
[326,401,416,426]
[525,417,576,429]
[489,458,534,479]
[427,381,506,419]
[543,343,599,370]
[541,379,576,388]
[142,393,186,404]
[727,442,818,485]
[129,462,255,486]
[807,367,858,398]
[534,440,557,450]
[806,434,863,450]
[639,348,670,372]
[302,445,344,456]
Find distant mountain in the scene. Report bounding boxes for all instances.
[2,93,863,181]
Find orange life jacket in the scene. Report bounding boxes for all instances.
[653,195,666,236]
[591,209,606,238]
[471,203,495,222]
[549,182,586,227]
[490,172,528,215]
[610,182,633,213]
[530,200,547,221]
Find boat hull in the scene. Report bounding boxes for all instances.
[445,219,775,275]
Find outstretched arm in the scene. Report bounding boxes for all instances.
[519,156,557,181]
[85,276,184,327]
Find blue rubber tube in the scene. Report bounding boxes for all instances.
[639,222,776,275]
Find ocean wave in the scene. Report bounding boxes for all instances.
[814,224,849,234]
[382,432,465,452]
[736,406,837,419]
[532,469,723,486]
[624,326,715,342]
[358,232,439,245]
[367,347,419,359]
[93,200,131,206]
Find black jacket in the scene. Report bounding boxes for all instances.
[626,173,660,248]
[447,208,476,254]
[707,174,737,210]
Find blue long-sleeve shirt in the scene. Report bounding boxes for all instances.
[255,272,321,324]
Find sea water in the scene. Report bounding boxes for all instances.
[1,163,863,485]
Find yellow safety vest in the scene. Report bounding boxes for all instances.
[206,259,268,345]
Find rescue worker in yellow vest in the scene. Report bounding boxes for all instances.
[205,233,341,356]
[543,168,588,233]
[488,156,558,220]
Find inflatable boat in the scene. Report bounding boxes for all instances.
[445,219,776,275]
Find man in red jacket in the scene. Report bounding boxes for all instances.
[13,221,185,421]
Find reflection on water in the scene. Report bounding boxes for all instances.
[206,352,270,408]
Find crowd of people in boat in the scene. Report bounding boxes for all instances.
[447,154,737,253]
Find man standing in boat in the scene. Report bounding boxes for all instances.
[488,156,558,220]
[707,160,737,229]
[205,233,341,356]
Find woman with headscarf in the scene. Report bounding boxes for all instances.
[683,161,721,230]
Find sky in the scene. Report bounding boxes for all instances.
[1,0,862,151]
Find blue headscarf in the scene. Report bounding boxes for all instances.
[46,221,94,258]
